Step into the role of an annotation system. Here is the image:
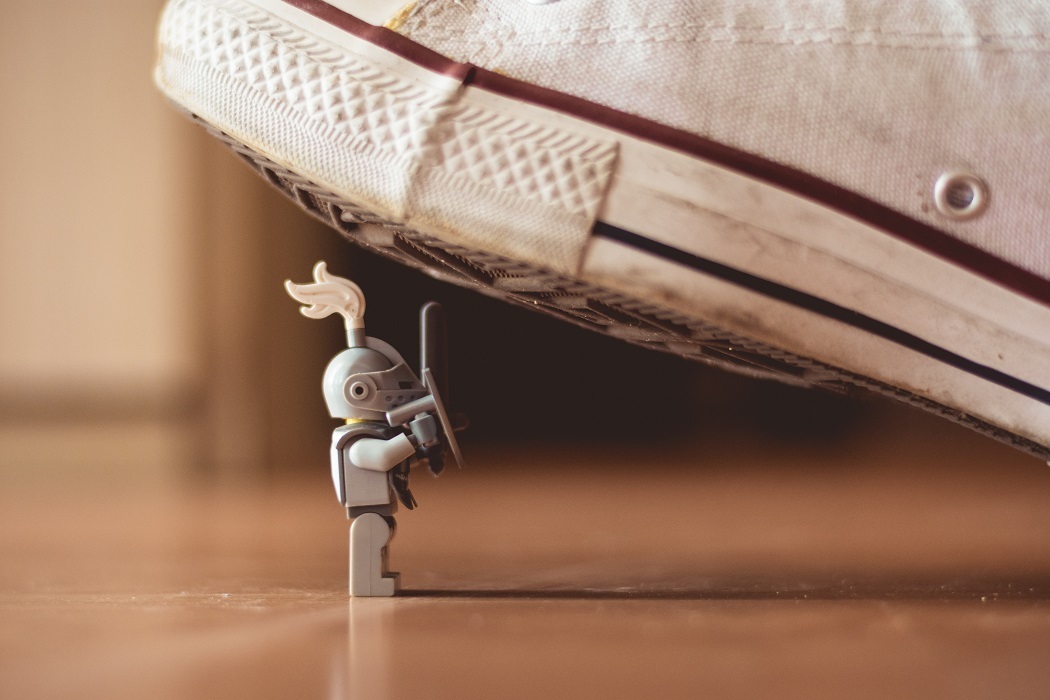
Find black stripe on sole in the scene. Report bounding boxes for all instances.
[593,221,1050,407]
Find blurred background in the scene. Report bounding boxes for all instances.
[0,0,1019,489]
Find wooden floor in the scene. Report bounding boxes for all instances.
[3,422,1050,699]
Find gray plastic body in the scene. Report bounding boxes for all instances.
[338,424,408,597]
[331,423,409,508]
[285,264,466,596]
[349,512,398,596]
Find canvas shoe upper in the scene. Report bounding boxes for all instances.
[393,0,1050,280]
[154,0,1050,458]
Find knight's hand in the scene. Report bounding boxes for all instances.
[420,441,445,476]
[408,413,446,475]
[408,413,438,448]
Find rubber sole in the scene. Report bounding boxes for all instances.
[196,115,1050,461]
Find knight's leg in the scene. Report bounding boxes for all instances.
[349,512,399,597]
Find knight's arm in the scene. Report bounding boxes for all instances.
[348,434,416,472]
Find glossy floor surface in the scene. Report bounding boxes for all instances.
[3,427,1050,699]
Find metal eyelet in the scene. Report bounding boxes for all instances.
[933,171,988,221]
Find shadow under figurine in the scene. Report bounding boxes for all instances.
[285,262,465,596]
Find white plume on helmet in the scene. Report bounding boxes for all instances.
[284,261,366,345]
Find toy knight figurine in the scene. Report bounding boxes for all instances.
[285,262,464,596]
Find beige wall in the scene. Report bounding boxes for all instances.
[0,2,199,399]
[0,1,341,483]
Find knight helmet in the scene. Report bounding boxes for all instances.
[285,261,426,421]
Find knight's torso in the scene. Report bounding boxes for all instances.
[330,422,397,508]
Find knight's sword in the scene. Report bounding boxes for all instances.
[422,367,465,470]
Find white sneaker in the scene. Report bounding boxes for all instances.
[154,0,1050,459]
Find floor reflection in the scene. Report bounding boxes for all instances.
[344,599,397,700]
